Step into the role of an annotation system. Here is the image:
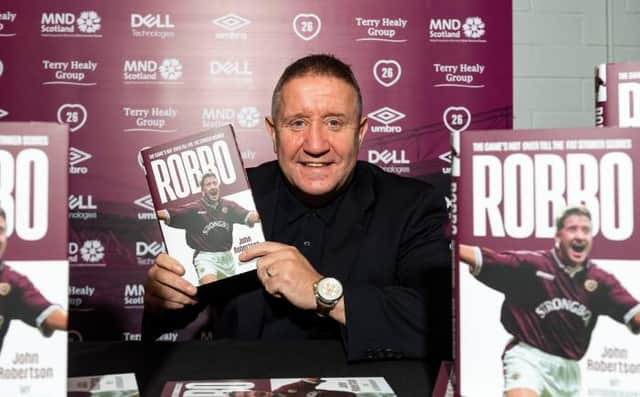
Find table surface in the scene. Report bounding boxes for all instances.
[68,340,435,396]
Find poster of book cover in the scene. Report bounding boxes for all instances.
[451,127,640,397]
[161,377,397,397]
[68,373,140,397]
[140,125,264,288]
[0,122,69,396]
[595,62,640,127]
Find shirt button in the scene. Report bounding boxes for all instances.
[303,241,311,247]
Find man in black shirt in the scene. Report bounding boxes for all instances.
[143,54,450,367]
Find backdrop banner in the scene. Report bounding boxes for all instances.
[0,0,512,341]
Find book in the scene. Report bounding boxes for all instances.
[451,127,640,396]
[160,377,397,397]
[140,125,264,289]
[68,373,140,397]
[0,122,69,396]
[595,62,640,127]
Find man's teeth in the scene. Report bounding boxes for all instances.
[305,163,327,167]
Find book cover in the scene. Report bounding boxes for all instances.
[68,373,140,397]
[160,377,397,397]
[0,122,69,396]
[452,127,640,396]
[595,62,640,127]
[140,125,264,288]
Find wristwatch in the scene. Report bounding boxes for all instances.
[313,276,343,316]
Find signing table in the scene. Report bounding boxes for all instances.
[68,340,435,396]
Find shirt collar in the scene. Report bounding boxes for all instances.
[277,177,349,227]
[551,249,588,278]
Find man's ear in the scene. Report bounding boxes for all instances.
[357,116,368,145]
[265,117,277,153]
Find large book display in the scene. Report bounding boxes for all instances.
[0,122,69,396]
[595,62,640,127]
[452,127,640,396]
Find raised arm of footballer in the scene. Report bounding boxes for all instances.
[0,208,68,354]
[458,205,640,397]
[144,54,451,365]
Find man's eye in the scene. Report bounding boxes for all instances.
[325,118,343,130]
[288,120,307,130]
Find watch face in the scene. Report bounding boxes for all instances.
[317,277,343,301]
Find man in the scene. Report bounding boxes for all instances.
[157,171,260,284]
[0,207,68,354]
[459,205,640,397]
[143,54,450,369]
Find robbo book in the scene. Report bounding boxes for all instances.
[451,127,640,397]
[68,373,140,397]
[160,377,398,397]
[0,122,69,396]
[140,125,264,291]
[595,62,640,127]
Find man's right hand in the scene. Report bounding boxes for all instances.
[144,253,198,313]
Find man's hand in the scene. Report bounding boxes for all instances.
[240,242,321,311]
[144,253,198,313]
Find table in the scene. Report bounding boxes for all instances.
[69,340,435,396]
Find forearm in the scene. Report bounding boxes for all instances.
[42,309,68,333]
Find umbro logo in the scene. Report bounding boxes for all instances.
[368,107,405,125]
[134,195,155,212]
[213,14,251,31]
[69,147,92,166]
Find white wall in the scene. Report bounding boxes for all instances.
[513,0,640,128]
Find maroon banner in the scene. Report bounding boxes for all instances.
[0,1,512,340]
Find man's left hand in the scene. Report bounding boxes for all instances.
[240,241,321,310]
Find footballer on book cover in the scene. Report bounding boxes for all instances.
[140,125,264,291]
[0,122,69,396]
[452,127,640,397]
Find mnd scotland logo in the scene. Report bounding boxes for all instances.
[41,11,102,37]
[428,16,486,43]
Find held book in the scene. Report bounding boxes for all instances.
[451,127,640,396]
[595,62,640,127]
[160,377,397,397]
[140,125,265,291]
[0,122,69,396]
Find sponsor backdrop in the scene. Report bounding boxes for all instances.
[0,1,512,341]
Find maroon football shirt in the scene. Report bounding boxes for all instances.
[0,263,53,351]
[167,198,250,252]
[477,248,640,360]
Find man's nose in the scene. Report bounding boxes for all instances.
[303,122,330,155]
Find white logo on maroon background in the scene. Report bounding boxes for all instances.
[0,60,4,77]
[57,103,87,132]
[463,17,485,39]
[0,108,7,119]
[134,195,155,212]
[373,60,402,87]
[443,106,471,133]
[213,14,250,31]
[293,13,321,41]
[80,240,105,263]
[76,11,101,33]
[368,107,405,125]
[237,106,260,128]
[159,58,182,80]
[69,147,92,166]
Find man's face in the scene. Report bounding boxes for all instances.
[267,74,367,203]
[201,175,220,202]
[0,216,6,260]
[555,214,593,268]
